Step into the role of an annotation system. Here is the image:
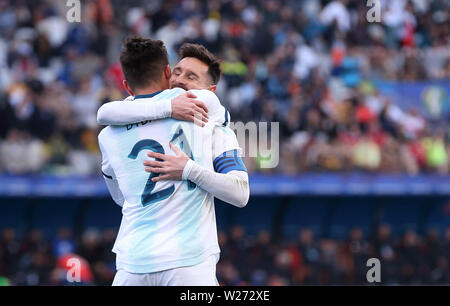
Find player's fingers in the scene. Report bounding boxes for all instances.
[193,115,206,127]
[147,151,166,160]
[169,142,183,156]
[152,174,171,182]
[145,167,165,174]
[194,105,208,121]
[143,160,164,167]
[192,100,208,115]
[185,92,197,99]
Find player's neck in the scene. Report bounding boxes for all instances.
[134,84,168,97]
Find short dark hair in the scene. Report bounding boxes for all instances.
[120,36,169,91]
[179,43,221,85]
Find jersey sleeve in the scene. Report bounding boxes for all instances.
[182,159,249,208]
[211,125,241,159]
[211,125,247,174]
[98,132,124,207]
[97,98,172,125]
[98,133,115,179]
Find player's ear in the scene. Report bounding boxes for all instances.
[123,80,134,97]
[208,85,217,93]
[164,65,171,80]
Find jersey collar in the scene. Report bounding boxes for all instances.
[134,90,163,100]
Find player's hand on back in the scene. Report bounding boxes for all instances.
[143,143,190,182]
[171,92,209,127]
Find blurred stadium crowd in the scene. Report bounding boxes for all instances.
[0,224,449,285]
[0,0,449,175]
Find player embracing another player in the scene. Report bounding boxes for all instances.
[97,36,249,286]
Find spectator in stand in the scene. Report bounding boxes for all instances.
[0,0,448,176]
[0,0,448,283]
[0,224,449,285]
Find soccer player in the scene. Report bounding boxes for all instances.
[98,38,249,286]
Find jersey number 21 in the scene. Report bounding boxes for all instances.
[127,126,196,207]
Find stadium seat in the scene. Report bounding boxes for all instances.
[426,199,450,235]
[283,197,329,240]
[214,199,232,232]
[0,199,28,234]
[83,199,122,230]
[30,199,80,237]
[328,198,376,239]
[378,197,423,235]
[216,197,279,238]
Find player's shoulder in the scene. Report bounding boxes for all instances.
[189,89,218,101]
[160,87,186,98]
[188,89,222,109]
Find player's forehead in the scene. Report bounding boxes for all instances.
[173,57,208,75]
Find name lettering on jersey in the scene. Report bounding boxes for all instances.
[126,120,151,131]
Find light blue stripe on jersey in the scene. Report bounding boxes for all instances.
[174,186,205,259]
[109,123,161,265]
[111,91,176,271]
[128,90,185,266]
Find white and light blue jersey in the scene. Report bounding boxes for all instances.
[98,88,238,273]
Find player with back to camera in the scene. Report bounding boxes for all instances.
[98,37,249,286]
